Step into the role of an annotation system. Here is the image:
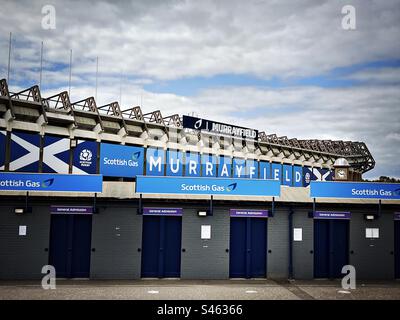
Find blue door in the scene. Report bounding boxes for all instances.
[141,216,182,278]
[49,214,92,278]
[229,217,267,278]
[314,219,349,278]
[395,221,400,279]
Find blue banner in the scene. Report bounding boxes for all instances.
[310,181,400,200]
[271,163,282,182]
[218,156,232,178]
[185,152,200,177]
[282,164,293,186]
[42,135,70,174]
[0,130,6,171]
[259,161,271,180]
[73,140,97,174]
[136,176,281,197]
[10,131,40,172]
[100,143,144,178]
[146,147,165,176]
[293,166,303,187]
[166,149,183,176]
[0,172,102,192]
[201,154,217,177]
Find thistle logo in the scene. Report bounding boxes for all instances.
[226,183,237,192]
[194,119,203,129]
[41,178,54,188]
[305,172,311,184]
[79,149,92,167]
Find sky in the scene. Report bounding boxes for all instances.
[0,0,399,179]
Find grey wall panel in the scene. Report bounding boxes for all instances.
[0,204,50,279]
[181,208,230,279]
[267,208,289,279]
[292,209,314,279]
[90,205,142,279]
[350,210,394,279]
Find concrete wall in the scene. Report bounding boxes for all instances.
[181,207,230,279]
[90,205,142,279]
[349,210,395,279]
[267,207,289,279]
[0,204,50,279]
[292,208,314,279]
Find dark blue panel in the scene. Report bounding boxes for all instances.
[218,156,232,178]
[141,216,161,277]
[330,220,349,278]
[314,219,330,278]
[49,215,70,278]
[246,159,258,179]
[271,163,282,182]
[146,148,165,176]
[250,218,267,278]
[233,158,246,178]
[259,161,270,180]
[229,218,247,278]
[71,215,92,278]
[395,221,400,279]
[185,152,200,177]
[166,150,183,176]
[73,140,97,174]
[163,216,182,277]
[10,131,40,172]
[201,154,217,177]
[0,131,6,170]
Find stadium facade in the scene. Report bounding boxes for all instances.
[0,79,399,280]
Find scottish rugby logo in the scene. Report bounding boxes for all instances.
[79,149,93,167]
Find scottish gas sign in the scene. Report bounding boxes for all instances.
[100,143,144,177]
[0,172,102,192]
[310,181,400,200]
[136,176,280,197]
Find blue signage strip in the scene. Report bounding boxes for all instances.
[0,172,102,192]
[310,181,400,200]
[136,176,280,197]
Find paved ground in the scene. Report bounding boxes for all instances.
[0,279,399,300]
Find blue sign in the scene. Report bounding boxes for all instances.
[293,166,303,187]
[166,149,183,176]
[259,161,271,180]
[271,163,282,182]
[201,154,217,177]
[282,164,293,186]
[314,211,351,219]
[310,181,400,200]
[233,158,246,178]
[0,172,102,192]
[100,143,144,178]
[136,176,281,197]
[218,156,232,178]
[73,140,97,174]
[185,152,200,177]
[246,159,258,179]
[10,131,40,172]
[143,207,183,216]
[146,147,165,176]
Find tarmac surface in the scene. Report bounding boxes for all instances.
[0,279,400,300]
